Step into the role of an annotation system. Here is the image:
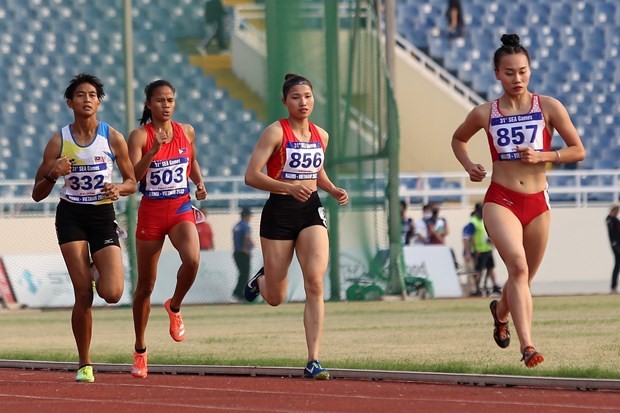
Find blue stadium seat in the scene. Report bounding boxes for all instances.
[396,0,618,170]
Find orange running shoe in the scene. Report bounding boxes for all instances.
[521,346,544,368]
[164,298,185,342]
[131,351,148,378]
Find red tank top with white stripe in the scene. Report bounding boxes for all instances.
[266,119,325,180]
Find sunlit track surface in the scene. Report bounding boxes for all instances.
[1,360,619,391]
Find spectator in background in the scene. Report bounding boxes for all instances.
[606,204,620,294]
[426,202,449,245]
[413,203,431,244]
[427,202,459,269]
[232,207,254,301]
[462,203,502,296]
[196,207,214,250]
[400,200,415,245]
[199,0,227,55]
[446,0,465,39]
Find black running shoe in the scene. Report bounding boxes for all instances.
[244,267,264,302]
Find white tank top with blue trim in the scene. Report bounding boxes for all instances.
[59,122,115,205]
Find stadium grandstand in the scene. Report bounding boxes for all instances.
[0,0,618,308]
[0,0,617,210]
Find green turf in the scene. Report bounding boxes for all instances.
[1,295,619,379]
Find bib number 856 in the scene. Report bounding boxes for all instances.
[289,152,323,169]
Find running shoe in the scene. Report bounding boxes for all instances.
[131,351,148,379]
[303,359,330,380]
[521,346,544,368]
[244,267,264,302]
[490,300,510,348]
[164,298,185,342]
[89,262,99,288]
[75,365,95,383]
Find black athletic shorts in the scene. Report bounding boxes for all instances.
[55,199,120,254]
[475,251,495,272]
[260,191,327,240]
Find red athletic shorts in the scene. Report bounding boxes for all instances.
[483,181,550,227]
[136,196,195,241]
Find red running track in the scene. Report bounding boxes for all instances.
[1,368,620,413]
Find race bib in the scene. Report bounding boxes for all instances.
[144,157,189,199]
[281,142,324,180]
[64,162,109,203]
[489,112,544,161]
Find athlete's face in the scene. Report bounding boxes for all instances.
[147,86,175,121]
[67,83,100,117]
[495,52,530,97]
[283,84,314,119]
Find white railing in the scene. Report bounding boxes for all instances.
[2,169,617,217]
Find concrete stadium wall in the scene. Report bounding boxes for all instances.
[1,205,614,296]
[394,47,489,174]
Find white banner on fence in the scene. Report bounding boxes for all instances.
[3,245,461,308]
[150,251,307,304]
[2,254,132,308]
[402,245,462,298]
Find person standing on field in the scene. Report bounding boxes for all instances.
[232,207,254,301]
[196,206,215,250]
[606,204,620,294]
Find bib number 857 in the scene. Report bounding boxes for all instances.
[496,124,538,146]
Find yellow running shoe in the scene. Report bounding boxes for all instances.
[131,351,148,379]
[75,365,95,383]
[164,298,185,342]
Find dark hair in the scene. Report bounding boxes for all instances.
[493,34,531,70]
[241,207,251,217]
[282,73,313,99]
[139,79,176,125]
[64,73,105,100]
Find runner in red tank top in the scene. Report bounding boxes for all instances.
[451,34,585,368]
[244,73,349,380]
[127,79,207,379]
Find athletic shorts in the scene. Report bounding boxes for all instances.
[55,199,120,254]
[483,181,550,227]
[136,196,195,241]
[260,191,327,240]
[475,251,495,272]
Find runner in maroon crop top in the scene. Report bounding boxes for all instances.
[451,34,585,368]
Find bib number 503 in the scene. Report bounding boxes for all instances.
[149,168,184,185]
